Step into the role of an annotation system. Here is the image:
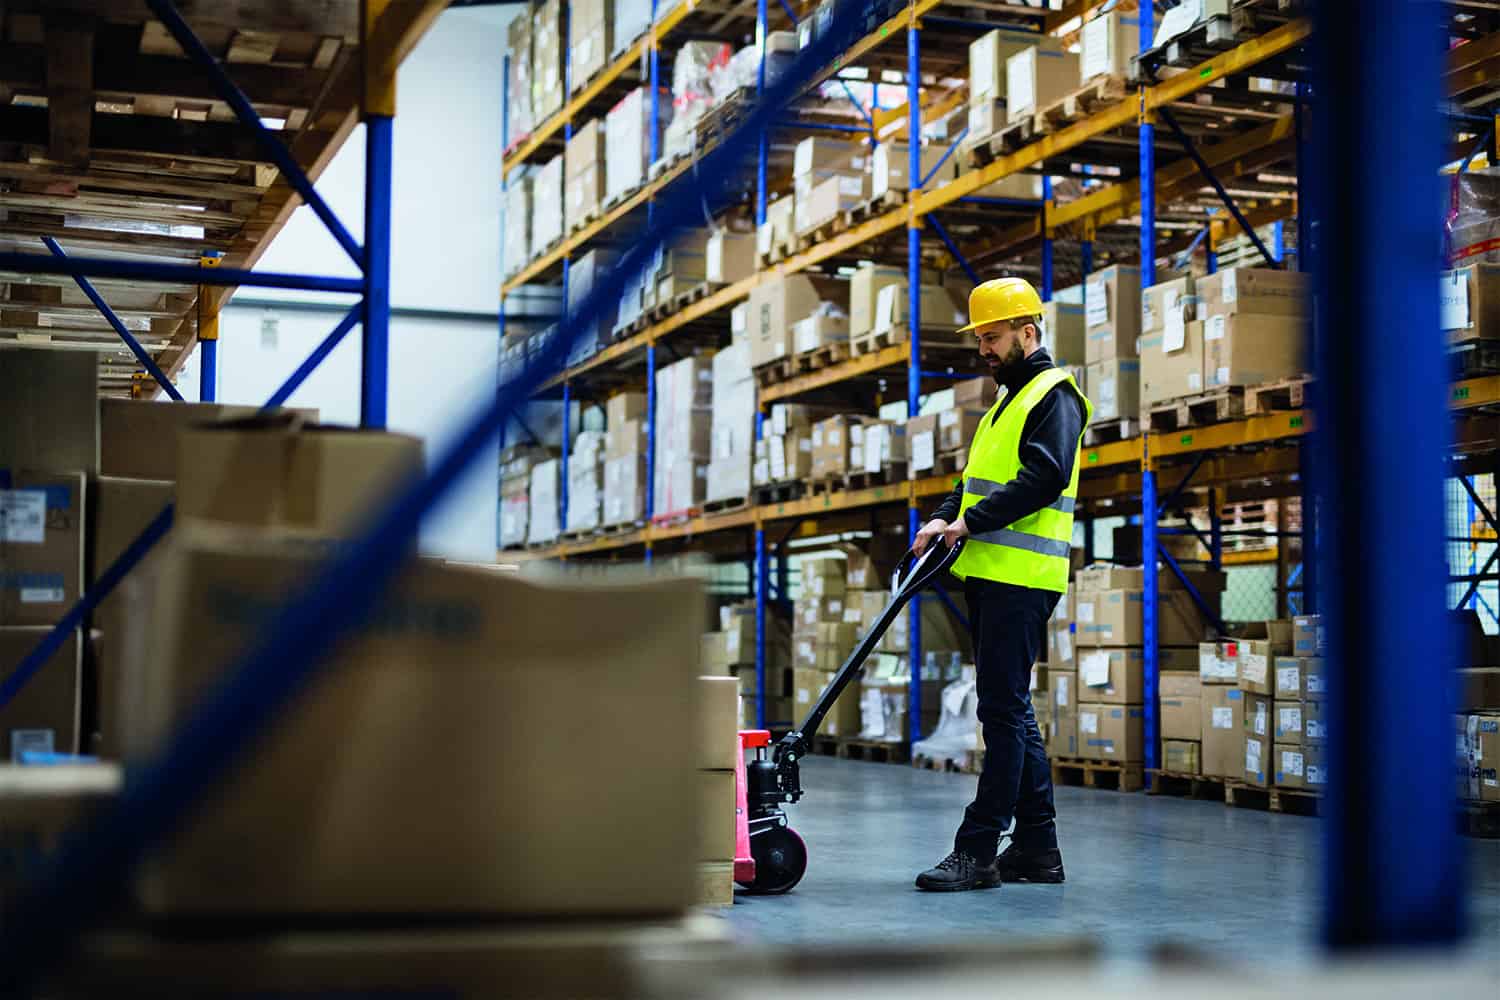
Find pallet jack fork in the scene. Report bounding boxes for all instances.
[736,540,965,894]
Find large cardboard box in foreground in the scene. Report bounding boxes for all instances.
[0,349,98,474]
[100,399,263,480]
[1,471,86,627]
[128,535,707,916]
[0,627,82,759]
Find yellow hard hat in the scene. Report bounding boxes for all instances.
[956,277,1044,334]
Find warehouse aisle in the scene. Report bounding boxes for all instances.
[725,758,1500,958]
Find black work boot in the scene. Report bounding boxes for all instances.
[914,851,1001,892]
[995,842,1065,884]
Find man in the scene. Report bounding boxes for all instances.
[909,276,1092,892]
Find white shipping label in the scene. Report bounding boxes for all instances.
[864,428,884,473]
[1056,629,1073,663]
[939,410,958,428]
[1086,279,1109,327]
[1187,372,1203,392]
[829,600,843,615]
[1307,673,1326,695]
[1306,765,1327,786]
[1281,750,1304,777]
[1080,711,1099,735]
[1164,309,1187,352]
[1057,675,1070,707]
[1141,297,1156,332]
[1099,377,1117,407]
[1278,706,1303,735]
[843,608,862,624]
[1222,269,1239,303]
[1242,653,1269,684]
[726,630,740,655]
[1081,15,1112,81]
[1202,655,1234,681]
[10,729,53,762]
[798,688,811,705]
[1253,702,1268,736]
[1306,719,1328,741]
[912,430,935,469]
[1008,49,1036,113]
[1276,665,1301,696]
[798,640,813,660]
[1076,601,1095,623]
[1081,651,1111,688]
[20,588,64,604]
[578,36,593,68]
[1205,314,1227,342]
[1440,270,1471,330]
[0,490,47,543]
[876,283,899,330]
[1246,737,1262,770]
[1214,365,1230,386]
[1211,706,1234,729]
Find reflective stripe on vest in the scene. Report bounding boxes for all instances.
[949,367,1093,592]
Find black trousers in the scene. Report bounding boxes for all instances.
[953,580,1060,863]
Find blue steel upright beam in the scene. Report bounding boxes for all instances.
[560,380,572,530]
[755,529,768,728]
[907,10,923,741]
[41,238,184,402]
[1137,9,1158,783]
[1311,0,1461,948]
[1040,175,1054,301]
[361,113,393,429]
[197,253,222,403]
[756,0,768,227]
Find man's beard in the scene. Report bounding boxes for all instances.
[985,341,1026,373]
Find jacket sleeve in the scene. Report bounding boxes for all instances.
[960,386,1087,536]
[928,481,964,525]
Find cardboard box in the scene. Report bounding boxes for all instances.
[1163,739,1200,775]
[1074,588,1215,648]
[1048,670,1078,714]
[1160,672,1202,742]
[605,87,651,202]
[1292,614,1324,657]
[1236,640,1286,696]
[696,768,736,862]
[952,376,999,411]
[0,627,82,759]
[1275,656,1326,701]
[1274,743,1324,790]
[938,407,987,454]
[1460,713,1500,801]
[0,349,98,474]
[696,676,740,771]
[564,119,606,232]
[1073,563,1228,595]
[1,471,85,627]
[1047,708,1078,758]
[1076,646,1142,704]
[91,476,175,757]
[1142,275,1196,334]
[130,534,706,916]
[1196,267,1308,319]
[873,282,967,334]
[966,98,1006,144]
[1244,692,1273,746]
[1201,685,1245,778]
[747,274,841,368]
[906,413,939,477]
[1244,732,1272,787]
[1274,700,1306,746]
[1080,9,1147,83]
[607,391,648,431]
[850,263,907,337]
[100,399,272,480]
[706,230,756,285]
[795,174,865,236]
[1139,321,1205,407]
[969,27,1046,100]
[1083,359,1140,422]
[1460,667,1500,710]
[529,153,564,255]
[1084,265,1142,364]
[1005,42,1080,121]
[1043,300,1086,366]
[872,142,958,197]
[1202,313,1305,390]
[174,418,423,537]
[1076,703,1143,762]
[792,312,850,355]
[1440,263,1500,344]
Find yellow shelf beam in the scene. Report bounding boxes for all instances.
[758,343,909,403]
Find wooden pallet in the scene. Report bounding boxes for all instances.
[703,495,750,516]
[567,202,603,235]
[1146,769,1228,800]
[645,281,723,322]
[696,861,734,907]
[1145,385,1246,432]
[845,465,907,491]
[850,326,969,358]
[789,341,851,375]
[838,738,910,764]
[754,481,806,506]
[598,519,646,535]
[1032,74,1129,137]
[964,115,1039,167]
[693,87,754,149]
[1458,798,1500,839]
[650,507,700,529]
[812,734,840,757]
[753,357,793,388]
[1244,375,1312,415]
[843,189,903,226]
[525,539,558,550]
[1051,757,1144,792]
[807,476,843,498]
[912,752,966,773]
[1224,780,1322,816]
[757,235,797,267]
[1449,340,1500,378]
[1083,417,1140,447]
[648,148,690,180]
[1131,12,1254,83]
[559,528,598,542]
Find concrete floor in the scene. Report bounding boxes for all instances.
[725,757,1500,961]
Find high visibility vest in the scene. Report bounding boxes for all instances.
[949,367,1092,592]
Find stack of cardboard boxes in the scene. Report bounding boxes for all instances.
[529,153,564,256]
[531,0,565,124]
[1071,563,1223,765]
[564,248,618,366]
[1046,593,1079,758]
[506,12,534,143]
[1005,40,1080,124]
[1194,617,1316,785]
[653,353,713,518]
[792,555,858,735]
[964,28,1046,147]
[905,376,997,479]
[706,341,756,506]
[695,675,740,905]
[527,458,561,544]
[564,119,607,236]
[792,137,867,238]
[754,403,832,489]
[499,444,554,549]
[700,600,792,727]
[605,87,657,204]
[1274,614,1327,790]
[603,392,649,527]
[1139,272,1200,408]
[746,273,845,374]
[503,177,530,279]
[1083,264,1142,424]
[568,0,612,96]
[564,430,605,534]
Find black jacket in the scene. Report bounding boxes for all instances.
[929,348,1087,536]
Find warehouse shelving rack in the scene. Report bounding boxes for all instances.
[505,1,1500,785]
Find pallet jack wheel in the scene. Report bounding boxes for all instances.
[739,825,807,895]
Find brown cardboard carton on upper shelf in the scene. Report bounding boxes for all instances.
[1074,562,1228,595]
[1083,359,1140,423]
[1139,320,1205,408]
[1083,265,1142,364]
[173,414,422,539]
[0,349,99,475]
[130,531,707,916]
[1160,672,1202,742]
[1076,646,1144,705]
[1196,267,1308,320]
[1042,300,1086,366]
[0,471,86,628]
[1163,739,1200,775]
[952,376,999,411]
[1202,313,1305,390]
[747,273,844,369]
[905,413,940,478]
[1074,588,1216,648]
[0,627,83,760]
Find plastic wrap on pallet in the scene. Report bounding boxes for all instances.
[503,177,531,277]
[1447,172,1500,265]
[605,87,652,204]
[529,153,564,258]
[506,14,534,142]
[566,249,619,366]
[654,353,713,516]
[499,489,529,547]
[706,341,755,504]
[611,0,651,58]
[566,430,605,533]
[911,676,980,768]
[568,0,611,93]
[526,458,560,544]
[530,0,564,123]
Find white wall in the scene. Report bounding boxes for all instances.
[207,6,508,561]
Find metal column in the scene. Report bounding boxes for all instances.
[755,529,768,728]
[906,10,924,740]
[1040,175,1053,301]
[561,380,572,530]
[645,342,657,519]
[360,0,395,432]
[1311,0,1460,947]
[197,252,222,402]
[756,0,768,227]
[1137,10,1159,781]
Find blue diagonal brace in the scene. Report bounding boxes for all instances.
[778,0,798,25]
[1157,544,1228,636]
[1458,474,1500,534]
[145,0,364,269]
[42,237,184,401]
[1154,451,1207,519]
[927,214,980,286]
[262,305,362,409]
[1158,107,1279,270]
[921,127,968,188]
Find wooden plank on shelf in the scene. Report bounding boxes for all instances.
[1148,409,1310,458]
[761,479,910,524]
[758,343,908,404]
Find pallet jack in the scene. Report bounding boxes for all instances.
[736,539,966,894]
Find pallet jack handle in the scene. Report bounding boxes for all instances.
[769,539,965,801]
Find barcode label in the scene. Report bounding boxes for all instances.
[0,490,46,543]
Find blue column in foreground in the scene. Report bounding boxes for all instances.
[1137,6,1158,783]
[1311,1,1461,948]
[906,14,924,742]
[755,528,768,729]
[361,114,393,429]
